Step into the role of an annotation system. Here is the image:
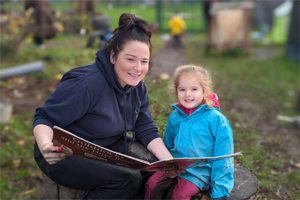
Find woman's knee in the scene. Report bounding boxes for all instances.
[88,170,142,199]
[123,170,142,191]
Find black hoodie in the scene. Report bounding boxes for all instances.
[34,49,160,151]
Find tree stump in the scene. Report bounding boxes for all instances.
[192,166,258,200]
[36,168,88,200]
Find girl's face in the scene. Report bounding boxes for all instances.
[111,40,150,88]
[176,74,209,109]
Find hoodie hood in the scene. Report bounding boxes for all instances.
[95,49,134,94]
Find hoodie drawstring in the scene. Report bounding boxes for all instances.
[123,93,127,154]
[123,91,136,154]
[132,95,136,142]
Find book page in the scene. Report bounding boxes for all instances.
[52,126,150,169]
[140,152,242,172]
[53,126,242,172]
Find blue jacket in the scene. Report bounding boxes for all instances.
[34,49,160,150]
[163,104,234,199]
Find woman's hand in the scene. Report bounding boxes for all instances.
[34,124,70,165]
[41,143,69,165]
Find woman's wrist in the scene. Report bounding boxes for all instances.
[33,124,54,151]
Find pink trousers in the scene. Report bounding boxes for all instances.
[144,171,200,200]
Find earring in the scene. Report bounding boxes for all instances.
[111,59,114,64]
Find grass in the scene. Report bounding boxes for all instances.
[185,34,299,199]
[3,1,204,33]
[0,33,166,199]
[1,31,299,199]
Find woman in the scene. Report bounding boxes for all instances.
[33,13,175,199]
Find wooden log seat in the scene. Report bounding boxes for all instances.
[36,165,258,200]
[191,165,258,200]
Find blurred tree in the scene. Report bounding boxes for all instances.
[75,0,96,15]
[24,0,56,49]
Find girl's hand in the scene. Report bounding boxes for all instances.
[41,143,70,164]
[164,169,186,178]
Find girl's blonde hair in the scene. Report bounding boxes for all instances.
[174,64,214,108]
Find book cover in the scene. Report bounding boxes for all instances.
[53,126,242,171]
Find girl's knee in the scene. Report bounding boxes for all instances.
[172,178,200,199]
[145,171,166,190]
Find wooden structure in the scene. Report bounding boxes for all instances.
[36,165,258,200]
[206,2,254,55]
[286,0,300,62]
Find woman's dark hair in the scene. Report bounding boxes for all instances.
[104,13,152,60]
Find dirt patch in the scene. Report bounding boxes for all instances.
[0,76,59,115]
[147,45,189,79]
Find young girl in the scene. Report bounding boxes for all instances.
[145,65,234,199]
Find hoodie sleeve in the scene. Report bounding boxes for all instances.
[209,112,234,199]
[163,114,176,150]
[135,85,160,147]
[33,73,91,129]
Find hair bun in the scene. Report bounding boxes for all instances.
[118,13,151,38]
[104,13,152,55]
[127,19,143,31]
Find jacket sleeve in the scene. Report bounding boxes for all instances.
[33,73,90,129]
[163,114,176,150]
[209,112,234,199]
[135,84,160,147]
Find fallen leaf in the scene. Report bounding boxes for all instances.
[16,140,25,146]
[36,94,42,100]
[284,102,291,108]
[160,73,170,80]
[23,189,35,196]
[276,190,281,197]
[36,167,43,180]
[293,163,300,168]
[13,159,20,167]
[271,169,277,175]
[55,74,63,80]
[234,123,240,127]
[276,186,282,197]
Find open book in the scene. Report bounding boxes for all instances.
[53,126,242,172]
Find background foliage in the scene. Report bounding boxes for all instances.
[0,1,299,199]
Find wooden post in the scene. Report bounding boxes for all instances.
[296,90,300,112]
